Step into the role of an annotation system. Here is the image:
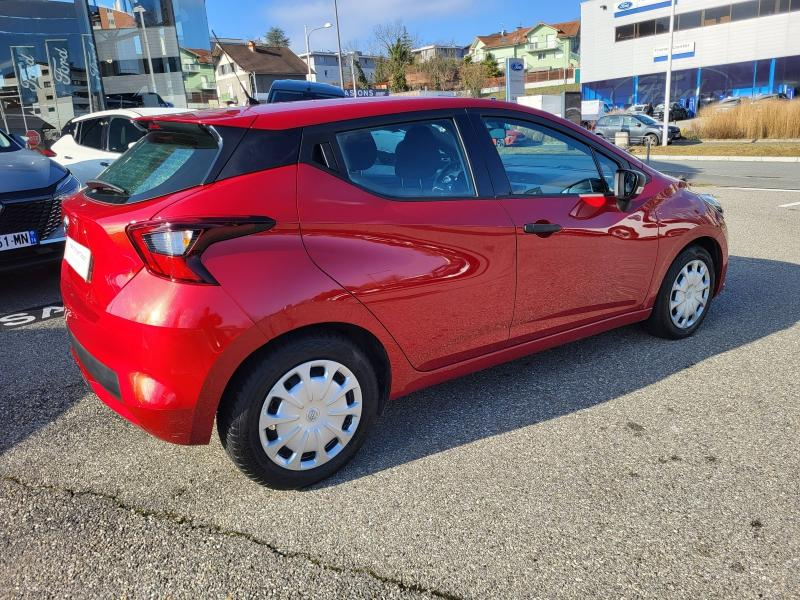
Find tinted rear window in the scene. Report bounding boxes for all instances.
[88,124,219,204]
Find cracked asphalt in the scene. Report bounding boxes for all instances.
[1,187,799,599]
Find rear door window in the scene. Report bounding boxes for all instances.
[88,124,220,204]
[106,117,145,153]
[78,117,106,150]
[335,119,476,199]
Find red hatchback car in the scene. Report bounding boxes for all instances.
[61,98,728,488]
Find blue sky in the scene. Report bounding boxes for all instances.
[206,0,583,54]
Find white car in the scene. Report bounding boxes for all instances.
[50,108,191,184]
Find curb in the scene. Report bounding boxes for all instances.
[639,155,800,162]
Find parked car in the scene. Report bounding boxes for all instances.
[50,107,191,184]
[266,79,347,103]
[627,103,653,116]
[0,128,80,271]
[61,97,728,489]
[595,113,681,145]
[653,103,692,121]
[753,93,790,103]
[104,92,173,109]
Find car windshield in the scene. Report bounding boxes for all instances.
[635,115,659,126]
[0,130,20,153]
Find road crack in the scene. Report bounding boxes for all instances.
[1,474,462,600]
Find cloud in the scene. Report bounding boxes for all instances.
[264,0,476,53]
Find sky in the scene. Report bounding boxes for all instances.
[206,0,583,55]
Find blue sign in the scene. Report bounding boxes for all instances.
[615,0,674,18]
[510,62,524,71]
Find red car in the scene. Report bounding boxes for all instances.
[61,98,728,489]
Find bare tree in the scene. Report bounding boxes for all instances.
[459,61,489,97]
[373,21,419,54]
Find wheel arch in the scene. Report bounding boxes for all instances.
[684,235,724,295]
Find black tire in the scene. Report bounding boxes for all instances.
[643,133,659,147]
[218,333,380,489]
[646,245,716,339]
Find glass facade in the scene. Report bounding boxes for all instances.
[0,0,105,141]
[584,55,800,112]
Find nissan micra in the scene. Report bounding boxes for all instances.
[61,98,728,489]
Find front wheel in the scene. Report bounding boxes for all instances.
[643,133,659,146]
[646,245,716,339]
[218,333,380,489]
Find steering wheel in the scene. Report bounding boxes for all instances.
[561,178,605,195]
[432,162,467,195]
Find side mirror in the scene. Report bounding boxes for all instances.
[613,169,646,211]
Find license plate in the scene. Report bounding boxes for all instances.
[64,236,92,281]
[0,230,38,252]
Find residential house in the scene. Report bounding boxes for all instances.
[181,47,218,108]
[468,20,580,74]
[297,50,380,87]
[411,44,466,63]
[213,40,308,103]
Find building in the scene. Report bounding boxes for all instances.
[580,0,800,111]
[468,20,580,73]
[412,44,466,63]
[214,41,308,103]
[297,50,380,87]
[181,47,218,108]
[0,0,216,139]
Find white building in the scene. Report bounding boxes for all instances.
[297,51,380,86]
[411,44,467,63]
[580,0,800,111]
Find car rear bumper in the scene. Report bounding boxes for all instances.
[63,267,262,445]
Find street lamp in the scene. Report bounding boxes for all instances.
[133,5,158,95]
[304,22,332,80]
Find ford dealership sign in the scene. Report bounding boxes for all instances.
[614,0,673,17]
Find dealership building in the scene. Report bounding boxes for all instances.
[580,0,800,112]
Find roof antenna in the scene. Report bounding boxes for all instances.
[211,29,260,106]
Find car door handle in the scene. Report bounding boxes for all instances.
[64,155,73,160]
[523,223,562,236]
[99,161,110,167]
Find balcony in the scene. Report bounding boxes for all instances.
[526,40,558,51]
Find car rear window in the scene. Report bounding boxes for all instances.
[88,124,219,204]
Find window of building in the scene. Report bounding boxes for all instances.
[732,0,760,20]
[481,117,608,196]
[336,119,475,199]
[637,19,657,37]
[655,17,671,33]
[759,0,791,14]
[703,4,732,25]
[537,52,546,60]
[676,10,702,29]
[615,23,636,41]
[793,0,800,11]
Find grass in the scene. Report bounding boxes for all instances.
[687,99,800,139]
[627,142,800,157]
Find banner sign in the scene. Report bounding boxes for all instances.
[614,0,673,18]
[81,34,103,95]
[10,46,42,105]
[45,39,73,98]
[344,88,390,97]
[505,58,525,103]
[653,41,695,62]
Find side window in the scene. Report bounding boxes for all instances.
[597,117,608,127]
[481,117,607,196]
[593,151,620,193]
[107,118,145,153]
[78,117,106,150]
[335,119,475,199]
[623,116,641,128]
[270,90,304,103]
[607,115,623,128]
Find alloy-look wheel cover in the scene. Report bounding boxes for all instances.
[259,360,362,471]
[669,259,711,329]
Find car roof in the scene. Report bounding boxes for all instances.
[72,107,194,122]
[136,96,550,131]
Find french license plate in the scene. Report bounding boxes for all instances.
[64,236,92,281]
[0,230,38,252]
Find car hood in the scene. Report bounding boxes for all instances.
[0,148,67,194]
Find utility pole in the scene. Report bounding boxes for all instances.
[350,52,358,99]
[134,6,158,95]
[662,0,676,147]
[334,0,344,88]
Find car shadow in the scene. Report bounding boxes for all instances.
[319,255,799,488]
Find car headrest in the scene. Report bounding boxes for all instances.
[341,131,377,171]
[395,126,440,180]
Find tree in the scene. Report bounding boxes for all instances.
[459,60,489,97]
[482,52,502,78]
[264,27,290,47]
[354,59,370,88]
[419,57,460,91]
[373,22,414,92]
[373,57,389,85]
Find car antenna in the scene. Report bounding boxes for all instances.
[211,30,260,106]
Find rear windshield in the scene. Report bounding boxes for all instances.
[88,124,219,204]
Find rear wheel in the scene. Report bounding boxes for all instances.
[647,245,715,339]
[218,333,380,489]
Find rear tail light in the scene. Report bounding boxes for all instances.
[36,147,57,157]
[127,217,275,284]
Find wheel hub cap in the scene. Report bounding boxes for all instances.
[259,360,362,471]
[669,259,711,329]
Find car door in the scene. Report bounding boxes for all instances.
[470,109,660,343]
[297,111,517,371]
[623,115,645,143]
[55,116,118,184]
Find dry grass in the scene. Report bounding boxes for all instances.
[689,99,800,139]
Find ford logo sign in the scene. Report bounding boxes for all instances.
[617,1,633,9]
[510,62,523,71]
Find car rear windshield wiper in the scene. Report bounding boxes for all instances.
[85,180,129,195]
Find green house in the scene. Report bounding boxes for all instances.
[468,20,580,74]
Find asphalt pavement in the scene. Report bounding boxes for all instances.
[1,187,799,599]
[649,158,800,190]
